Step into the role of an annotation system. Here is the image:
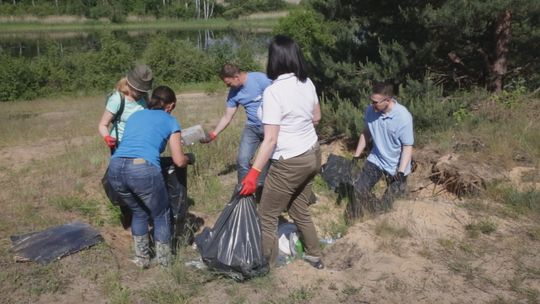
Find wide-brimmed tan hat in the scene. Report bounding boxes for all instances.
[127,64,153,92]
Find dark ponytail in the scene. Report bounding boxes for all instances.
[148,86,177,110]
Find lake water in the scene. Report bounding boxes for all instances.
[0,28,272,58]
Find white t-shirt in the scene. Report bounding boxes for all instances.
[260,73,319,160]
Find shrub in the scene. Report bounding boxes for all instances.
[0,55,40,101]
[399,76,462,133]
[143,35,215,86]
[318,95,364,141]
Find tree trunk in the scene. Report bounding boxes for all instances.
[491,9,512,93]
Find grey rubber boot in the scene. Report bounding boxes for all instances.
[155,241,171,267]
[132,234,150,269]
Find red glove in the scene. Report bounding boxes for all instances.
[239,167,261,196]
[104,135,116,149]
[200,131,217,144]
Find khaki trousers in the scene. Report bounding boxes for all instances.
[258,144,322,264]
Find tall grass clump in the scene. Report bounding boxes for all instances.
[487,185,540,218]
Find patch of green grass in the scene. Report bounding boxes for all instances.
[509,275,539,303]
[417,245,434,259]
[374,219,411,238]
[384,277,408,293]
[50,195,104,226]
[526,226,540,241]
[461,199,493,213]
[327,218,348,240]
[102,272,131,304]
[224,282,249,304]
[375,220,411,256]
[521,169,540,183]
[341,283,362,295]
[312,175,333,194]
[437,238,455,251]
[457,241,476,255]
[288,286,315,303]
[487,185,540,218]
[465,219,497,238]
[140,253,215,304]
[488,296,515,304]
[23,263,67,296]
[448,260,476,281]
[246,272,275,289]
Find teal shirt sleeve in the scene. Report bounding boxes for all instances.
[105,91,122,115]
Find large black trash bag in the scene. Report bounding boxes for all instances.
[321,153,358,190]
[321,154,363,219]
[161,157,188,221]
[195,188,269,281]
[10,222,103,264]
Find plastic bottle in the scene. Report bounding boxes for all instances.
[294,239,304,259]
[319,237,335,245]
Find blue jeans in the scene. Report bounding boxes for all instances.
[350,161,407,218]
[107,158,171,243]
[237,124,267,186]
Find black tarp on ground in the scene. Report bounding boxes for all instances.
[195,189,269,281]
[10,222,103,264]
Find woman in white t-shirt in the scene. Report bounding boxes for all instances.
[239,35,324,269]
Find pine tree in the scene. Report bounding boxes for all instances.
[286,0,540,100]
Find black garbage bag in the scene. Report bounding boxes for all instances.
[321,154,363,219]
[161,157,188,221]
[321,153,358,190]
[194,189,269,281]
[10,222,103,264]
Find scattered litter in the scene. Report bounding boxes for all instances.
[185,259,207,270]
[276,222,304,267]
[10,222,103,264]
[319,233,342,245]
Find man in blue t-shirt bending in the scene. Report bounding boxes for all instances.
[201,64,272,186]
[349,81,414,219]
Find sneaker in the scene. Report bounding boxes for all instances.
[304,255,324,270]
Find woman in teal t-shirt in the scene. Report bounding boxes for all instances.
[98,64,153,151]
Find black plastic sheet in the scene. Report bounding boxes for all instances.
[10,222,103,264]
[195,189,269,281]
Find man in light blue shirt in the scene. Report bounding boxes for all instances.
[350,81,414,218]
[200,64,272,187]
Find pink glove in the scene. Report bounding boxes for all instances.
[104,135,116,149]
[239,167,261,196]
